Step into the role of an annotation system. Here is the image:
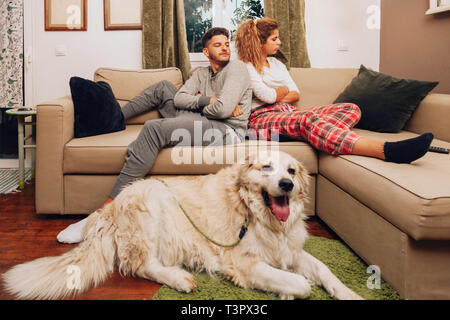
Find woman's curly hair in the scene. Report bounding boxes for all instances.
[234,18,279,74]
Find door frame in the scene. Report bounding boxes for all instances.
[24,0,37,107]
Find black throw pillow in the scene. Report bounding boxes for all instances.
[333,65,438,133]
[70,77,125,138]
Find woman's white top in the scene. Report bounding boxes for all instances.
[245,57,300,111]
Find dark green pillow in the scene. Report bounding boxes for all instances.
[334,65,438,133]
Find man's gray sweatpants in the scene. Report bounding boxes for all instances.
[110,80,241,199]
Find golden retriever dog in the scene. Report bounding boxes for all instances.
[2,151,362,300]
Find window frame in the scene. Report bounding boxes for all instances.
[189,52,208,63]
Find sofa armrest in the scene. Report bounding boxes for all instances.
[405,93,450,143]
[35,96,74,214]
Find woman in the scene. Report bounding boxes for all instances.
[234,18,433,163]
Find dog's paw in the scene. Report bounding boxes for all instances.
[174,274,197,293]
[291,276,312,299]
[343,290,364,300]
[333,287,365,300]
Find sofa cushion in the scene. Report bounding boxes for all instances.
[289,68,358,108]
[117,100,161,125]
[333,65,438,133]
[404,93,450,143]
[94,67,184,101]
[69,77,125,138]
[319,129,450,240]
[94,68,183,126]
[64,125,319,175]
[110,68,359,125]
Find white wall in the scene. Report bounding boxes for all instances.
[25,0,142,105]
[25,0,380,105]
[305,0,380,70]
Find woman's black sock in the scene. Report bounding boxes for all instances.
[383,133,434,164]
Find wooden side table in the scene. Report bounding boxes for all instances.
[5,107,37,189]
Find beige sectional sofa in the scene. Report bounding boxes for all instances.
[35,67,450,300]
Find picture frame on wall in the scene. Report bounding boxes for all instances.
[104,0,143,31]
[45,0,87,31]
[426,0,450,14]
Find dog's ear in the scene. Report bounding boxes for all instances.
[236,154,255,189]
[294,160,310,193]
[240,153,258,168]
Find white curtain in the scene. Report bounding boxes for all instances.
[0,0,23,108]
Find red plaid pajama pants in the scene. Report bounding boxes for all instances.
[248,103,362,155]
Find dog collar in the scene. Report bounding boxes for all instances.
[154,178,249,247]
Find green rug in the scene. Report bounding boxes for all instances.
[153,236,402,300]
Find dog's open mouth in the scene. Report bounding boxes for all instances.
[262,190,290,222]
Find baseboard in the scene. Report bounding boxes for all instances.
[0,158,32,169]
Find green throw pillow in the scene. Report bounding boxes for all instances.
[334,65,438,133]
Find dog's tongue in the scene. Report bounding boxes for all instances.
[269,195,290,222]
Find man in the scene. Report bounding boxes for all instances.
[57,27,252,244]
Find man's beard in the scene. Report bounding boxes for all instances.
[209,52,230,66]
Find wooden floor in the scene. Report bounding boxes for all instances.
[0,179,340,300]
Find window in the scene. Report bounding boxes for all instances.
[184,0,264,64]
[185,0,212,54]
